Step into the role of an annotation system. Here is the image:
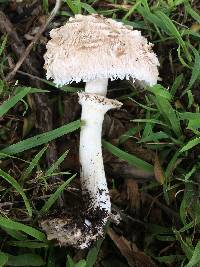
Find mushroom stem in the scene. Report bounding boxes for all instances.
[78,93,122,222]
[85,78,108,96]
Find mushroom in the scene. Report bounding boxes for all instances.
[41,14,159,249]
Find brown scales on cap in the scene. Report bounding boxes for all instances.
[44,14,159,86]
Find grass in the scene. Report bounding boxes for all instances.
[0,0,200,266]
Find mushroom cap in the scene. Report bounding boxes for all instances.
[44,14,159,86]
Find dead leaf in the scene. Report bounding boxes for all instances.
[154,153,165,184]
[191,24,200,32]
[108,228,157,267]
[126,179,140,211]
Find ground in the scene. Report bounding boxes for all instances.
[0,0,200,267]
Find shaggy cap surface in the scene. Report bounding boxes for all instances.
[44,14,159,86]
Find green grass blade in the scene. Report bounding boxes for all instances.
[1,226,27,241]
[137,5,190,60]
[45,150,69,176]
[165,149,181,178]
[185,3,200,23]
[139,131,169,143]
[0,120,81,158]
[187,118,200,131]
[119,125,142,144]
[74,260,86,267]
[140,0,150,11]
[0,216,46,241]
[170,74,183,97]
[0,87,31,117]
[0,87,48,117]
[123,1,141,20]
[64,0,80,14]
[0,35,7,57]
[155,11,190,59]
[8,240,48,248]
[137,7,162,29]
[132,118,169,127]
[102,140,153,172]
[0,252,8,266]
[86,239,103,267]
[180,137,200,152]
[147,84,172,101]
[39,174,75,215]
[47,248,56,267]
[42,0,49,14]
[155,95,182,137]
[5,253,45,266]
[179,112,200,120]
[179,183,194,224]
[154,255,184,264]
[66,255,75,267]
[141,110,153,142]
[174,230,193,260]
[185,241,200,267]
[178,220,198,233]
[80,3,96,13]
[59,85,81,93]
[187,46,200,90]
[20,146,48,183]
[129,98,157,111]
[120,19,149,30]
[0,169,32,217]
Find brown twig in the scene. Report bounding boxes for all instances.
[5,0,62,82]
